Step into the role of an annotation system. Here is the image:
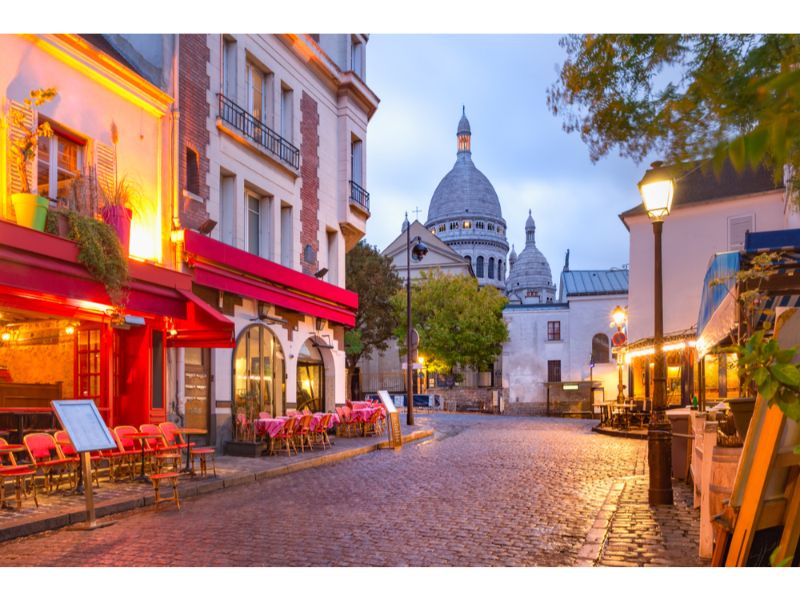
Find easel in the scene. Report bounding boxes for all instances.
[712,308,800,566]
[378,390,403,450]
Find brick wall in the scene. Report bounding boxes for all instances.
[299,91,320,275]
[178,34,212,230]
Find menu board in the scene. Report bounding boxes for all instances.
[377,390,397,414]
[378,390,402,448]
[51,400,117,453]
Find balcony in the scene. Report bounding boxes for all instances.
[217,94,300,170]
[349,180,370,214]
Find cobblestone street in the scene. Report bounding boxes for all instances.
[0,414,705,567]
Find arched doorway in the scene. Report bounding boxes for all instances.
[295,338,325,413]
[232,324,285,439]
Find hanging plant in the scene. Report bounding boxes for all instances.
[64,211,129,305]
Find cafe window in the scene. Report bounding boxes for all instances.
[547,321,561,341]
[37,123,84,201]
[233,324,285,436]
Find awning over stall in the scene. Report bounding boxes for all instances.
[696,252,740,357]
[183,230,359,327]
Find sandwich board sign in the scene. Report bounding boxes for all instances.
[51,400,117,530]
[378,390,402,449]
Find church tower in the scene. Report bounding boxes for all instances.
[505,210,556,304]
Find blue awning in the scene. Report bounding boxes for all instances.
[745,228,800,253]
[696,251,740,343]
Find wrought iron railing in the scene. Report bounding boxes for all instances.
[218,94,300,170]
[349,180,370,212]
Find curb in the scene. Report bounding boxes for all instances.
[0,428,434,543]
[591,426,648,440]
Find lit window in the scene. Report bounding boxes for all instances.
[463,220,472,229]
[431,228,436,235]
[37,124,83,201]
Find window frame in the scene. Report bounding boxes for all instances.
[547,360,562,383]
[36,122,84,201]
[547,321,561,342]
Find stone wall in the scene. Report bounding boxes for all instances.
[435,386,503,413]
[0,319,73,393]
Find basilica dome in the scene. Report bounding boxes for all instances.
[505,210,556,304]
[424,108,509,290]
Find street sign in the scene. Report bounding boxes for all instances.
[612,331,627,347]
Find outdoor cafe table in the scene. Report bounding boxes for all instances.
[122,431,163,483]
[0,407,55,444]
[255,417,288,439]
[174,428,207,474]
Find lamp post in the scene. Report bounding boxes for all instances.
[638,169,675,506]
[405,214,428,426]
[611,305,627,403]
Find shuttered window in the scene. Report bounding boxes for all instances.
[729,215,753,250]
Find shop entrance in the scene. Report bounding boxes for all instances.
[185,347,210,431]
[295,339,325,413]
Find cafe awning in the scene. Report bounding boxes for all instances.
[696,252,740,357]
[183,230,358,327]
[168,289,235,348]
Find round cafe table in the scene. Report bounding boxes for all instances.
[122,432,163,483]
[173,428,208,474]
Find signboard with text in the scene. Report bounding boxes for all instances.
[51,400,117,453]
[378,390,402,448]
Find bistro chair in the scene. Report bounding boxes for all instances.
[169,426,218,479]
[158,422,192,451]
[140,424,181,474]
[150,471,181,511]
[362,409,384,437]
[54,430,103,488]
[295,414,314,453]
[269,416,297,456]
[24,432,79,494]
[312,413,333,450]
[0,438,38,510]
[107,428,139,481]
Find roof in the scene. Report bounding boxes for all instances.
[560,269,629,297]
[382,220,473,274]
[78,34,144,78]
[619,160,783,223]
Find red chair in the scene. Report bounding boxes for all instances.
[158,422,192,451]
[269,416,297,456]
[312,413,333,450]
[24,432,79,493]
[363,409,384,437]
[54,430,103,488]
[140,424,181,473]
[0,438,38,509]
[107,428,139,481]
[295,414,314,453]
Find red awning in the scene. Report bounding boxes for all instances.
[184,230,358,327]
[168,289,235,348]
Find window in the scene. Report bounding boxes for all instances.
[592,333,610,364]
[463,220,472,229]
[547,360,561,383]
[220,172,236,246]
[547,321,561,341]
[280,84,293,143]
[431,228,436,235]
[449,221,459,230]
[476,256,484,278]
[488,257,495,279]
[186,148,200,195]
[351,137,363,186]
[351,36,364,78]
[246,190,271,258]
[498,260,503,281]
[222,36,237,98]
[152,331,164,409]
[233,324,285,431]
[487,223,495,231]
[729,215,754,250]
[438,224,445,232]
[476,221,485,229]
[246,59,269,124]
[326,229,338,284]
[280,203,293,267]
[37,125,83,201]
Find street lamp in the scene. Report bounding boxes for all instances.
[405,213,428,426]
[610,305,627,403]
[638,167,674,506]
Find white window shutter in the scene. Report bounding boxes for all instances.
[729,215,753,250]
[94,141,116,201]
[7,100,34,203]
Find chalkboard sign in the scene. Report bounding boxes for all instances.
[51,400,117,453]
[377,390,397,414]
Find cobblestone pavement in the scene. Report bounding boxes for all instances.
[0,414,705,567]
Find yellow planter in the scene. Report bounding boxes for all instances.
[11,193,48,231]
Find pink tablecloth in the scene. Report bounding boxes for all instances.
[256,413,340,437]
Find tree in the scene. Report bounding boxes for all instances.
[547,35,800,198]
[392,270,509,374]
[345,241,403,396]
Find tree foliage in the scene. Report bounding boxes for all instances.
[344,241,402,370]
[547,35,800,195]
[392,271,509,373]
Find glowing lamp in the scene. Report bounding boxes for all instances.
[65,325,76,335]
[638,172,674,221]
[1,332,10,342]
[611,306,627,329]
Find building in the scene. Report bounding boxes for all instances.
[620,160,789,407]
[0,34,232,432]
[501,214,628,415]
[424,108,509,289]
[177,34,379,446]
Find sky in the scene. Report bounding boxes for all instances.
[364,34,649,275]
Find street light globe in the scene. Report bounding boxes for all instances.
[612,306,627,329]
[639,178,674,221]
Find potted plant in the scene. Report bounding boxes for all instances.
[717,252,800,437]
[8,88,57,231]
[100,175,134,256]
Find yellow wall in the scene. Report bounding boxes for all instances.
[0,319,74,393]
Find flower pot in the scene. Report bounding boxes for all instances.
[726,397,757,439]
[101,205,132,255]
[11,193,48,231]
